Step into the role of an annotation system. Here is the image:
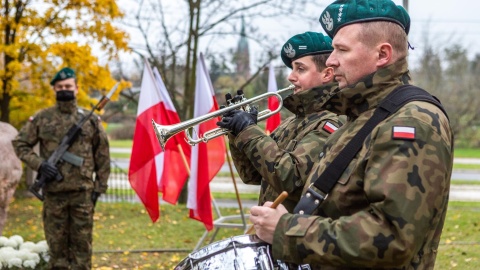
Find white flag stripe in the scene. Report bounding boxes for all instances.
[152,67,177,112]
[393,126,415,133]
[137,62,162,116]
[155,152,165,186]
[325,122,338,131]
[268,63,278,93]
[193,54,214,117]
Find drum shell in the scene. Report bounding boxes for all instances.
[175,234,289,270]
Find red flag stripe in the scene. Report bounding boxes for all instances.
[265,62,281,134]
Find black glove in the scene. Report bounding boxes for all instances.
[92,191,101,206]
[39,161,59,182]
[216,107,258,136]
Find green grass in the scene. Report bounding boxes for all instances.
[110,140,133,148]
[453,163,480,170]
[110,152,131,159]
[4,198,480,269]
[454,148,480,158]
[451,180,480,185]
[211,192,259,201]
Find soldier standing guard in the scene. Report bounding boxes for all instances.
[13,67,111,269]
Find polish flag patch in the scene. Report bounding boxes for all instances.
[392,126,416,140]
[323,121,338,134]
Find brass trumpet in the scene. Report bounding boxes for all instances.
[152,84,295,150]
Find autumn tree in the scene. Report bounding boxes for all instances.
[123,0,316,120]
[1,0,130,127]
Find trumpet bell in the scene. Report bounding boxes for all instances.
[152,120,177,151]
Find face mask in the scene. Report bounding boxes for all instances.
[56,90,75,101]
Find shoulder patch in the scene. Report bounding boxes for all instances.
[322,121,338,134]
[29,116,35,122]
[392,126,415,140]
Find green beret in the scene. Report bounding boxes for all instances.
[319,0,410,38]
[281,32,333,69]
[50,67,76,86]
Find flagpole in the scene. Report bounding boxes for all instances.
[177,144,191,174]
[224,139,245,218]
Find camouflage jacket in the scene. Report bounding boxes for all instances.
[13,100,110,194]
[229,83,343,212]
[272,58,454,269]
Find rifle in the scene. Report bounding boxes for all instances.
[29,83,119,201]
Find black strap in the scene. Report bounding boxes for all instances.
[293,85,448,214]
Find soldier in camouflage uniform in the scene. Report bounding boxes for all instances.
[218,32,343,212]
[13,67,110,270]
[250,1,454,269]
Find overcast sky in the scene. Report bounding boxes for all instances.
[250,0,480,69]
[116,0,480,73]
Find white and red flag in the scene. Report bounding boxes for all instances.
[187,53,226,231]
[265,62,280,135]
[129,60,190,222]
[392,126,416,140]
[152,67,191,204]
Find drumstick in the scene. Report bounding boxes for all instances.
[246,191,288,235]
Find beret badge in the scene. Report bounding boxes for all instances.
[284,43,296,59]
[322,11,334,32]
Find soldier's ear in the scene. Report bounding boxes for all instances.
[322,67,335,83]
[376,43,393,68]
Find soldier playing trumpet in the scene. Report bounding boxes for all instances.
[217,32,343,212]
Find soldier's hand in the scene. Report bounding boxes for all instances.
[216,107,258,136]
[92,191,101,206]
[39,161,59,182]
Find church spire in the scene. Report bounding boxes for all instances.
[235,15,250,79]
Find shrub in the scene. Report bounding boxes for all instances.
[108,122,135,140]
[0,236,49,269]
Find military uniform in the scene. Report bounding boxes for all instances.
[272,59,454,269]
[13,99,110,269]
[230,83,343,212]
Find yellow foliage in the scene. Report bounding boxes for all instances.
[1,0,130,127]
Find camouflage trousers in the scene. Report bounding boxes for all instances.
[43,190,95,270]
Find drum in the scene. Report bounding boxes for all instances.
[175,234,290,270]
